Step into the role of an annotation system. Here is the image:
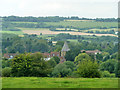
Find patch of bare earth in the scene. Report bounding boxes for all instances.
[22,30,118,37]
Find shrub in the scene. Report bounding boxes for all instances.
[52,56,60,64]
[11,53,51,77]
[100,59,117,73]
[102,71,110,77]
[110,73,115,78]
[2,67,11,77]
[70,71,80,78]
[76,60,101,78]
[114,62,120,78]
[52,63,72,77]
[74,53,91,65]
[63,61,75,71]
[47,59,57,68]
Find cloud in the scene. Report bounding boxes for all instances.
[0,0,118,18]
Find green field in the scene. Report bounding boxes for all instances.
[45,21,117,29]
[17,28,49,31]
[12,21,117,29]
[1,31,24,35]
[2,77,118,88]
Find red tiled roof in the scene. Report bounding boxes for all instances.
[41,53,50,58]
[81,50,101,54]
[4,53,18,59]
[50,52,60,57]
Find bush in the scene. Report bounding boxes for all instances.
[47,59,57,68]
[2,67,11,77]
[114,62,120,78]
[102,71,110,77]
[63,61,75,71]
[70,71,80,78]
[52,56,60,64]
[52,63,72,77]
[110,73,115,78]
[74,53,91,65]
[11,53,51,77]
[100,59,117,73]
[76,60,101,78]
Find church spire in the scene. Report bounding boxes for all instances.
[61,41,70,52]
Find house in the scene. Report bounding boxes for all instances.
[41,52,51,61]
[3,53,18,59]
[50,52,60,57]
[42,52,61,61]
[81,49,102,60]
[81,49,101,55]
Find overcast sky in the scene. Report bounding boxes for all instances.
[0,0,119,18]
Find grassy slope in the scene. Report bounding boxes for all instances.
[45,21,117,29]
[1,31,24,35]
[2,77,118,88]
[12,21,117,29]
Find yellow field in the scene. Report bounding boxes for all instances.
[22,29,117,37]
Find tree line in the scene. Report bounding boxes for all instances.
[3,16,118,22]
[2,33,118,55]
[2,52,119,78]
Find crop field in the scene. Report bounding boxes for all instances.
[4,21,118,37]
[44,21,117,29]
[17,28,49,31]
[12,21,117,29]
[2,77,118,88]
[1,31,24,35]
[22,29,117,37]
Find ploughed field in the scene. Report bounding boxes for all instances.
[2,77,118,88]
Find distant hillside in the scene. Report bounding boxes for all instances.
[2,16,118,22]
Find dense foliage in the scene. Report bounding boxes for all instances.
[52,61,75,77]
[3,16,118,22]
[11,52,51,77]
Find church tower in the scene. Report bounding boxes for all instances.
[60,41,70,63]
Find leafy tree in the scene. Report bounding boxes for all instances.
[114,62,120,77]
[65,48,81,62]
[102,71,110,77]
[11,52,51,77]
[2,59,12,68]
[52,63,72,77]
[96,53,103,61]
[2,67,11,77]
[54,47,62,52]
[74,53,91,65]
[63,61,75,71]
[29,53,51,77]
[52,56,60,64]
[76,59,101,78]
[111,52,118,59]
[47,58,57,68]
[99,59,117,73]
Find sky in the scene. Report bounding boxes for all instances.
[0,0,119,18]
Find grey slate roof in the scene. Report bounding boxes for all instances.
[61,41,70,52]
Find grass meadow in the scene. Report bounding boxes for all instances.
[12,21,117,30]
[45,21,117,29]
[1,31,24,35]
[2,77,118,88]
